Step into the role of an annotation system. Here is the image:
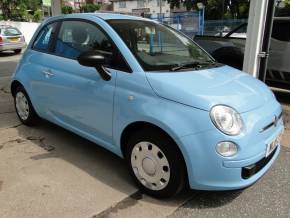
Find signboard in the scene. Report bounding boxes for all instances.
[43,0,51,7]
[132,8,150,13]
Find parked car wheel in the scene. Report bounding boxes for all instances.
[125,129,186,198]
[14,49,22,54]
[14,86,39,125]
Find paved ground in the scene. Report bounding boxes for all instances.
[0,51,289,218]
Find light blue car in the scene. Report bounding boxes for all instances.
[11,13,284,198]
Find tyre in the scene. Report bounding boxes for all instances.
[14,86,39,125]
[14,49,22,54]
[125,129,186,198]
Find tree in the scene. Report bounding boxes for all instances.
[167,0,250,20]
[0,0,42,21]
[276,0,290,16]
[62,5,73,14]
[80,3,100,12]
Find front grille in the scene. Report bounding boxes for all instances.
[241,146,278,179]
[260,112,283,133]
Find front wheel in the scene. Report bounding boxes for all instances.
[14,86,39,125]
[125,130,186,198]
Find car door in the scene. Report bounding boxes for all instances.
[26,21,59,116]
[33,19,131,146]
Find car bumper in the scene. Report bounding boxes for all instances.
[0,42,26,51]
[178,100,284,191]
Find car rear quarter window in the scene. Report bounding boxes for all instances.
[33,23,58,51]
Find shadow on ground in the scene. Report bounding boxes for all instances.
[14,119,135,195]
[181,189,243,209]
[0,51,21,57]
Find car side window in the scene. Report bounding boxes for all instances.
[33,23,57,51]
[54,20,131,72]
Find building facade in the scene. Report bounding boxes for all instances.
[112,0,171,18]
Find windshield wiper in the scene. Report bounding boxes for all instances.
[170,61,216,72]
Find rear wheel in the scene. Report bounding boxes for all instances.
[125,129,186,198]
[14,86,39,125]
[14,49,21,54]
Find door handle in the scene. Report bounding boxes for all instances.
[42,69,54,78]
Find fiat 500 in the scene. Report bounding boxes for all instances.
[11,13,284,198]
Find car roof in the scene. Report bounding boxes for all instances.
[92,12,151,21]
[47,12,154,23]
[0,25,14,28]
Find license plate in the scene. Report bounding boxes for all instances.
[9,37,20,42]
[266,132,283,157]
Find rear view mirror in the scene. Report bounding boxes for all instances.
[77,51,111,81]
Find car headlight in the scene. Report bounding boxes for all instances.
[210,105,244,135]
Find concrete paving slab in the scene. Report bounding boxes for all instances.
[169,146,290,218]
[281,129,290,149]
[94,192,192,218]
[0,120,138,218]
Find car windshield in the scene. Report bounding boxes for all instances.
[1,27,21,36]
[107,19,214,71]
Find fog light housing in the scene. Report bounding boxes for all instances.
[216,141,238,157]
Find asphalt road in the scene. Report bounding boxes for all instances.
[0,51,289,218]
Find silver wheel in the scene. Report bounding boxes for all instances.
[131,141,170,191]
[15,91,29,121]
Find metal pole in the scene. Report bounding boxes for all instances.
[159,0,162,20]
[198,10,201,35]
[258,0,276,82]
[243,0,269,77]
[202,7,205,35]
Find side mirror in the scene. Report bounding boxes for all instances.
[77,51,111,81]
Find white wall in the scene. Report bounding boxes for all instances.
[0,21,40,44]
[113,0,171,17]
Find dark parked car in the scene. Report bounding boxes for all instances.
[194,17,290,87]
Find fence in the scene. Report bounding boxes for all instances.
[150,11,204,38]
[150,14,248,38]
[203,19,248,36]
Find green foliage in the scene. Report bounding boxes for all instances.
[275,0,290,17]
[0,0,42,21]
[167,0,250,20]
[33,9,42,22]
[80,3,100,13]
[62,5,73,14]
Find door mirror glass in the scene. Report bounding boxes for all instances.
[77,50,105,67]
[77,51,111,81]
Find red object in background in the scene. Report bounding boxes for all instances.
[0,36,3,44]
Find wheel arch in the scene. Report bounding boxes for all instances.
[120,121,189,182]
[10,80,24,97]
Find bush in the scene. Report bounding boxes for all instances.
[62,5,73,14]
[33,9,43,22]
[81,4,100,13]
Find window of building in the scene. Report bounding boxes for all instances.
[137,0,145,8]
[157,0,165,7]
[119,1,126,8]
